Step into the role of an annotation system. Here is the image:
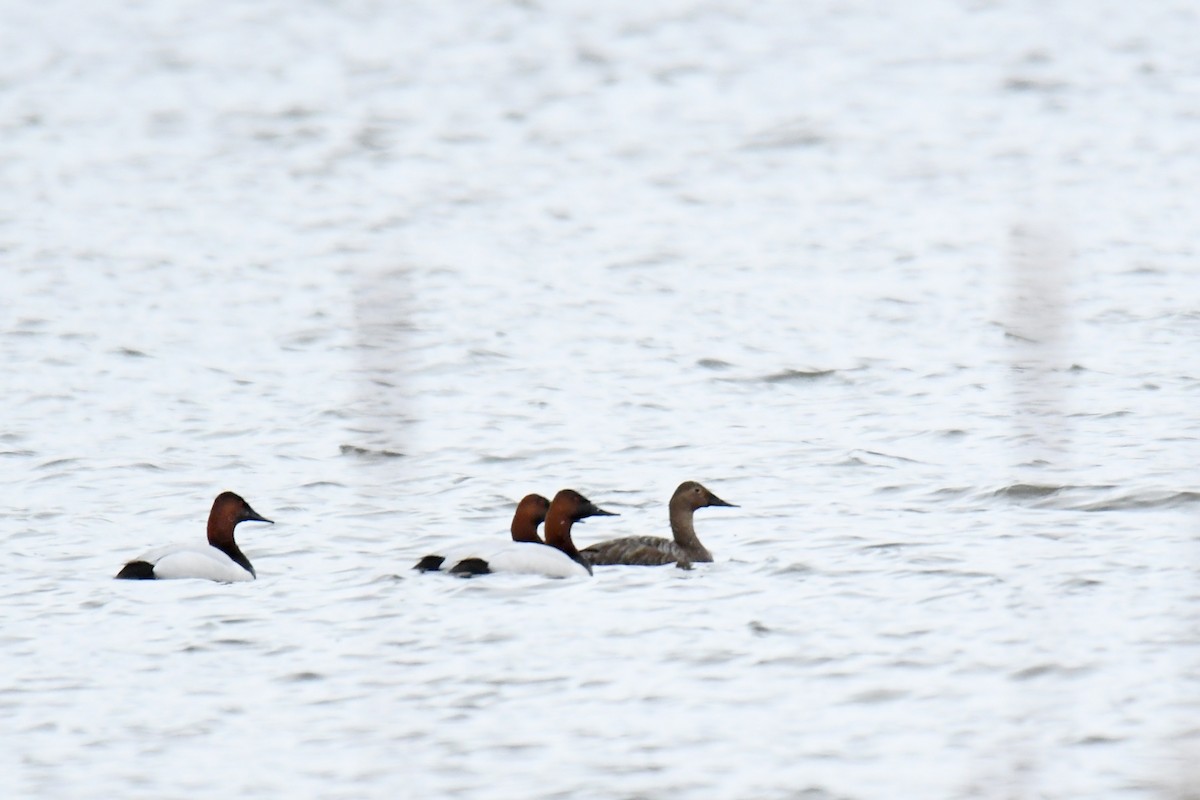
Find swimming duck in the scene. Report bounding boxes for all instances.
[416,489,616,578]
[116,491,273,582]
[414,493,550,573]
[581,481,735,569]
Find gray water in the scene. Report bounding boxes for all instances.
[3,1,1199,797]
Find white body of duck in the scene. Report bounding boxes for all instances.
[415,494,550,574]
[416,490,615,578]
[116,492,273,582]
[459,540,592,578]
[125,543,258,583]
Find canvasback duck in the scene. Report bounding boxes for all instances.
[414,493,550,573]
[416,489,617,578]
[115,491,273,582]
[581,480,735,569]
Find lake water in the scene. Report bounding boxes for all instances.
[3,1,1198,797]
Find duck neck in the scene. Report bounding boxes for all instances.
[511,517,543,544]
[669,501,709,559]
[543,513,582,560]
[208,518,254,576]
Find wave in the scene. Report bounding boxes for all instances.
[986,484,1200,511]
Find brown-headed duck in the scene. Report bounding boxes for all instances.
[116,491,273,582]
[417,489,616,578]
[414,493,550,573]
[581,481,735,569]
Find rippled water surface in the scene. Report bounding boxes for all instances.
[3,1,1199,797]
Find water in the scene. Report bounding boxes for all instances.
[3,1,1199,797]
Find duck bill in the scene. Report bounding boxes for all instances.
[241,505,274,524]
[582,503,618,520]
[708,493,737,508]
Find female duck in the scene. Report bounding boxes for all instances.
[414,493,550,573]
[581,481,735,569]
[417,489,616,578]
[116,492,273,582]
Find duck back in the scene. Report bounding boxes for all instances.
[118,543,256,582]
[582,536,698,568]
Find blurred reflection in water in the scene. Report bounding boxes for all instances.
[1007,221,1072,463]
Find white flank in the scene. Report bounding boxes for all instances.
[476,542,589,578]
[426,540,588,578]
[133,544,254,583]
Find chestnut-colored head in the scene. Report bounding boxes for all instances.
[207,491,273,546]
[510,493,551,543]
[671,481,737,512]
[549,489,617,524]
[544,489,616,574]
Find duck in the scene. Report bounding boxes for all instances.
[581,480,735,569]
[415,489,616,578]
[115,491,273,582]
[414,493,550,573]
